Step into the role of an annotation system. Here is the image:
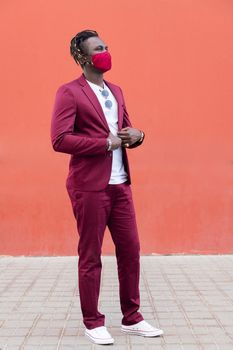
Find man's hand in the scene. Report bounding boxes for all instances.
[117,127,142,147]
[107,132,122,150]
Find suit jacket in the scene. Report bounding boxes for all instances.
[51,73,144,191]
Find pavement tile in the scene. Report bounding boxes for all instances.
[201,345,219,350]
[179,346,201,350]
[23,336,44,345]
[162,345,184,350]
[179,334,198,344]
[5,336,25,346]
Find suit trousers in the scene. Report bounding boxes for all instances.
[67,182,144,329]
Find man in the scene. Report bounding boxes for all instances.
[51,30,163,345]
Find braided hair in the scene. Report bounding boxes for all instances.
[70,30,99,66]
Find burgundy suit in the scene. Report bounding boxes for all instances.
[51,73,144,329]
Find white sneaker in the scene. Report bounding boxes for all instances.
[85,326,114,345]
[121,320,164,337]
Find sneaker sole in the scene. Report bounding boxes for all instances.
[85,332,114,345]
[121,328,164,337]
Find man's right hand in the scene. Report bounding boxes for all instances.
[107,132,122,150]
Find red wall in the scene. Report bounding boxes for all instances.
[1,0,233,255]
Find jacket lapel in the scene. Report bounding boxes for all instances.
[78,74,110,132]
[77,74,123,131]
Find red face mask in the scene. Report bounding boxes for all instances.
[91,51,112,73]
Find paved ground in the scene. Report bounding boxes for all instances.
[0,255,233,350]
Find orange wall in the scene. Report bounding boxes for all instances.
[0,0,233,256]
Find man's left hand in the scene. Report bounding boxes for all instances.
[117,127,142,148]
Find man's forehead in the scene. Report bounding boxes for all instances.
[85,36,106,48]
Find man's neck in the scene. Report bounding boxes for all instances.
[83,70,104,88]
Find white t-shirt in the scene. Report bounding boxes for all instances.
[86,79,128,184]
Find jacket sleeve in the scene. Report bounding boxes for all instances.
[120,88,145,149]
[51,85,108,156]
